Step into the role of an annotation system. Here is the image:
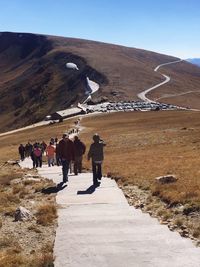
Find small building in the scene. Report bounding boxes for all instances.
[50,107,86,120]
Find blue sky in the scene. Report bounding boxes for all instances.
[0,0,200,58]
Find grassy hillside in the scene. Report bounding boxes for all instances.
[0,32,177,132]
[1,110,200,240]
[1,32,200,133]
[81,110,200,207]
[1,110,200,208]
[148,61,200,109]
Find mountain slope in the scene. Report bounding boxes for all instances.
[186,58,200,67]
[1,32,200,132]
[147,60,200,108]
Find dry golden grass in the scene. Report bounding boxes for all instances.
[0,165,25,215]
[1,110,200,209]
[12,184,29,199]
[0,165,24,185]
[23,179,40,186]
[0,246,54,267]
[28,224,42,233]
[0,236,21,251]
[0,236,23,267]
[36,203,57,226]
[0,191,20,213]
[12,184,24,194]
[174,217,185,227]
[192,226,200,238]
[33,179,55,193]
[0,143,57,266]
[27,252,54,267]
[0,252,24,267]
[81,110,200,207]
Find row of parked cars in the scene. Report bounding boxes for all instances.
[85,101,181,113]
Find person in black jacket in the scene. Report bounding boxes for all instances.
[73,136,86,175]
[18,144,25,161]
[87,134,106,187]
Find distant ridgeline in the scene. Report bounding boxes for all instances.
[186,58,200,67]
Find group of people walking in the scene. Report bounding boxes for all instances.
[58,134,86,180]
[18,133,106,187]
[18,141,47,167]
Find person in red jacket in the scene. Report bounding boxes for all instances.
[58,134,75,183]
[46,141,55,167]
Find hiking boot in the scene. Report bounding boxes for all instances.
[94,181,100,187]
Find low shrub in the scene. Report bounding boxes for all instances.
[36,203,57,226]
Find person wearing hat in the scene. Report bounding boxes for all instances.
[58,133,75,183]
[87,134,106,187]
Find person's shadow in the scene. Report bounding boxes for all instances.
[41,182,67,194]
[77,184,97,195]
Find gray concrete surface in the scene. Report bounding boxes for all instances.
[20,159,200,266]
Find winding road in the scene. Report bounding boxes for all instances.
[137,59,183,102]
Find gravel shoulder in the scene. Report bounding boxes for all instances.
[0,161,57,266]
[118,181,200,247]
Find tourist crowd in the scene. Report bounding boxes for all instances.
[18,133,106,187]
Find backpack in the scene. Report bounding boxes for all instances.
[75,141,86,156]
[34,148,42,157]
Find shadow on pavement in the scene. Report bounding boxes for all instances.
[41,182,67,194]
[77,184,97,195]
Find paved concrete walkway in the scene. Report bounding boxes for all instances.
[20,159,200,267]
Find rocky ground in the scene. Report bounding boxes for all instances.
[0,162,57,267]
[118,181,200,247]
